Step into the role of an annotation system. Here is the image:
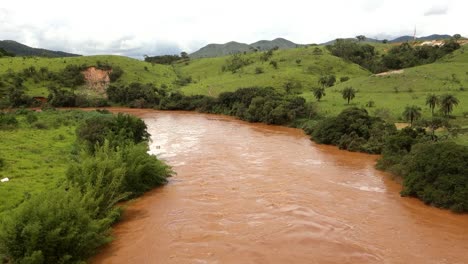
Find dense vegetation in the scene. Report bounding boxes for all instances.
[0,48,15,58]
[327,38,461,73]
[144,52,189,65]
[0,110,172,263]
[306,104,468,212]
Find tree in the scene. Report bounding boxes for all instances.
[382,39,388,44]
[439,94,459,116]
[318,75,336,88]
[341,87,356,104]
[269,60,278,69]
[425,94,439,115]
[402,105,422,126]
[453,34,462,41]
[356,35,366,42]
[180,51,189,59]
[312,87,326,101]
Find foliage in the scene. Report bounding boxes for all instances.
[327,39,383,73]
[109,66,124,82]
[0,187,113,264]
[439,94,459,116]
[402,105,422,126]
[399,142,468,212]
[318,74,336,88]
[311,107,396,153]
[76,113,149,152]
[0,48,15,58]
[0,113,19,129]
[47,86,77,107]
[312,87,325,101]
[221,54,253,73]
[425,94,439,115]
[144,54,182,65]
[341,87,356,104]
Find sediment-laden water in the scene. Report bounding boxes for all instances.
[92,110,468,264]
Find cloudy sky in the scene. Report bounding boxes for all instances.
[1,0,466,58]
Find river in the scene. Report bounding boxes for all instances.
[92,109,468,264]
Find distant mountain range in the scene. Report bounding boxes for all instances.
[191,34,456,58]
[0,40,80,57]
[190,38,301,58]
[320,34,453,45]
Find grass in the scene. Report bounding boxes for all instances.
[0,110,106,215]
[175,46,370,96]
[0,55,178,97]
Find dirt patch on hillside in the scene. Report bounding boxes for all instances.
[82,67,111,94]
[375,69,404,77]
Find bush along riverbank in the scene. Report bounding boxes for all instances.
[309,108,468,212]
[0,109,172,263]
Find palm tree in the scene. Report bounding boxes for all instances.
[425,94,439,116]
[341,87,356,104]
[312,87,326,101]
[402,105,422,126]
[439,94,459,116]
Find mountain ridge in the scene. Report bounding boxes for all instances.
[0,40,80,58]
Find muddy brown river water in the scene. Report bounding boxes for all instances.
[92,109,468,264]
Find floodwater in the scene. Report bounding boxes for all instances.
[92,110,468,264]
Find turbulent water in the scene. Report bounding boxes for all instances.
[92,110,468,264]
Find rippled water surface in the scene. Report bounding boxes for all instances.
[92,109,468,264]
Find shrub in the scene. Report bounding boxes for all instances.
[312,107,395,153]
[340,76,350,82]
[0,188,113,264]
[0,113,18,129]
[399,142,468,212]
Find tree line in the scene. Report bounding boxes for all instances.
[327,37,461,73]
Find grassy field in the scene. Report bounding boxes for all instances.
[0,55,177,97]
[176,46,370,96]
[0,110,102,215]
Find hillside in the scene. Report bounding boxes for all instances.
[190,38,301,58]
[322,34,455,45]
[190,41,253,58]
[0,40,80,58]
[0,55,177,97]
[177,46,370,96]
[250,38,300,51]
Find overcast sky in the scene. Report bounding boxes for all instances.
[1,0,466,58]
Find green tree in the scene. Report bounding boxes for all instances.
[318,75,336,88]
[356,35,366,42]
[312,87,326,101]
[425,94,439,116]
[402,105,422,126]
[439,94,459,116]
[180,51,189,59]
[453,34,462,40]
[341,87,356,104]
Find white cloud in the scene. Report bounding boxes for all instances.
[0,0,467,57]
[424,5,449,16]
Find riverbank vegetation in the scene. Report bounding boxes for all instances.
[0,109,172,263]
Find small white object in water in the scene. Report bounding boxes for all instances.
[1,178,9,183]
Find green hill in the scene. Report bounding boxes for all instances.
[0,55,177,97]
[0,40,80,58]
[300,45,468,117]
[189,41,253,58]
[189,38,301,58]
[178,46,370,96]
[250,38,301,51]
